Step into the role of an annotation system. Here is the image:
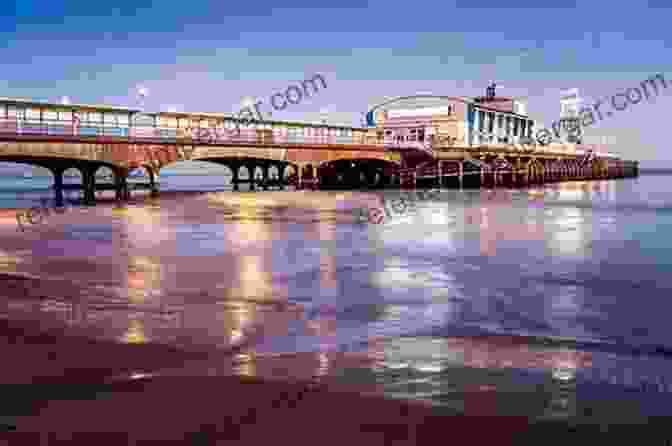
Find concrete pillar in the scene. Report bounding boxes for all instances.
[247,165,256,191]
[149,168,159,197]
[83,168,96,205]
[458,161,464,189]
[52,167,65,207]
[261,165,269,190]
[232,164,240,191]
[124,174,130,200]
[297,164,304,189]
[480,158,486,185]
[115,170,123,201]
[438,160,443,187]
[278,164,286,190]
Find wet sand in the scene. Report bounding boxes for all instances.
[0,322,664,444]
[0,312,533,444]
[2,183,672,442]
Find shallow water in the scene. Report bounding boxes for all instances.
[0,173,670,422]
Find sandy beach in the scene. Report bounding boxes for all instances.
[1,181,672,443]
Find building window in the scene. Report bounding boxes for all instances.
[159,116,178,128]
[43,110,58,121]
[104,113,118,126]
[7,106,24,119]
[118,114,130,127]
[26,108,41,121]
[87,112,102,123]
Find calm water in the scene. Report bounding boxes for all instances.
[1,173,671,422]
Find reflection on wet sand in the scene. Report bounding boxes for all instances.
[122,319,146,344]
[1,182,670,425]
[345,336,590,419]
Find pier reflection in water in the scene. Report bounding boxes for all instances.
[1,177,672,422]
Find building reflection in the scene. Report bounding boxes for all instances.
[228,301,256,346]
[458,190,547,256]
[122,319,146,344]
[371,256,428,289]
[126,255,162,305]
[233,352,256,377]
[357,336,590,418]
[39,299,87,326]
[316,216,339,297]
[0,247,22,275]
[545,183,593,257]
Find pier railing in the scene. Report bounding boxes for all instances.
[0,118,619,159]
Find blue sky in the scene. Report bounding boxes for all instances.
[1,0,671,166]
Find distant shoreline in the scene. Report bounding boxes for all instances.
[638,169,672,174]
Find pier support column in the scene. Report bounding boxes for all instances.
[83,168,97,206]
[115,170,123,201]
[247,164,256,191]
[261,165,269,190]
[458,162,464,189]
[149,168,159,197]
[51,167,65,207]
[123,176,130,201]
[436,161,442,187]
[114,167,130,202]
[114,168,131,201]
[231,164,240,191]
[296,164,304,190]
[279,164,287,190]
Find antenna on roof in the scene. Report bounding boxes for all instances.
[136,85,149,110]
[319,107,329,125]
[486,81,503,99]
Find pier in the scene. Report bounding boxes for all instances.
[0,95,638,205]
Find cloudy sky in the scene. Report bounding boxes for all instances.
[2,0,671,167]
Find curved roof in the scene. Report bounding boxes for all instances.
[368,95,468,114]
